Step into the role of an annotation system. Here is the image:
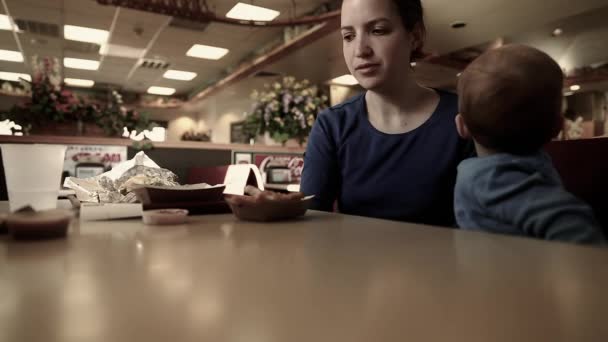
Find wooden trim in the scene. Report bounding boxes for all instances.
[0,134,306,153]
[190,18,340,102]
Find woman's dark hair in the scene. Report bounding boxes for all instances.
[392,0,426,60]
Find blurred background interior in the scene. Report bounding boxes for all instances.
[0,0,606,143]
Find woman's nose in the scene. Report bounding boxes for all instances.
[355,36,373,58]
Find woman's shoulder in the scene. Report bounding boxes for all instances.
[311,93,366,146]
[317,93,365,123]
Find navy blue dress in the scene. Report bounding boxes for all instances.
[301,90,472,226]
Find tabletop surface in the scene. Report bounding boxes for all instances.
[1,210,607,342]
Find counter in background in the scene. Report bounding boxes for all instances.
[0,134,305,200]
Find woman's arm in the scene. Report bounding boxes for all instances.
[300,113,340,211]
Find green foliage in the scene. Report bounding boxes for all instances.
[0,57,155,137]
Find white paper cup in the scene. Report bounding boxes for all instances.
[1,144,67,212]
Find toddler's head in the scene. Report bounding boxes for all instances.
[456,44,564,155]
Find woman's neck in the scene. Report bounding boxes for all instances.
[365,79,439,134]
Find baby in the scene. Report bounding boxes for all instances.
[454,44,604,244]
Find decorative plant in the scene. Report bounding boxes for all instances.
[0,56,154,137]
[243,76,328,145]
[98,90,155,137]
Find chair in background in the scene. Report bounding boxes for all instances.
[187,165,230,185]
[544,138,608,236]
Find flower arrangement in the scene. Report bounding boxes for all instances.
[99,90,155,137]
[243,76,328,145]
[1,57,154,137]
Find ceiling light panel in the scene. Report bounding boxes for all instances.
[0,71,31,82]
[64,25,109,44]
[163,70,197,81]
[147,86,176,96]
[0,49,24,62]
[64,78,95,87]
[226,3,280,21]
[186,44,229,60]
[64,57,100,70]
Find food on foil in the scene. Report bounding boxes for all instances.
[64,152,179,204]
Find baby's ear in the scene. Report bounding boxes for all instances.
[455,114,471,139]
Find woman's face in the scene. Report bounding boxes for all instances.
[341,0,415,91]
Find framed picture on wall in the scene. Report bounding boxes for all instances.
[230,121,250,144]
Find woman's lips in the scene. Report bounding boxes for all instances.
[355,63,380,74]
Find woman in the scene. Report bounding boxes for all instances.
[301,0,472,226]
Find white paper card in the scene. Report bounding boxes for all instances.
[222,164,264,195]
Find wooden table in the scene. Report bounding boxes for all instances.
[1,210,607,341]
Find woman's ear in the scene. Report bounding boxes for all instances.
[455,114,471,139]
[410,22,426,60]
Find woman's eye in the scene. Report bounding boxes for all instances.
[372,28,388,35]
[343,34,354,42]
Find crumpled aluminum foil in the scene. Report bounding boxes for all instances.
[64,152,179,203]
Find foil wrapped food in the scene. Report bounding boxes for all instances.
[64,151,179,203]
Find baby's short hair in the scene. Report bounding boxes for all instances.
[458,44,564,155]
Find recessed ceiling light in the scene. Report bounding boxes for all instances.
[570,84,581,91]
[456,72,462,77]
[0,14,15,31]
[330,74,358,86]
[186,44,229,60]
[451,21,467,29]
[0,71,31,82]
[0,49,23,62]
[563,91,574,96]
[226,3,280,21]
[552,28,563,37]
[99,43,145,59]
[163,70,197,81]
[64,57,100,70]
[410,62,417,67]
[147,86,176,96]
[64,78,94,88]
[64,25,109,44]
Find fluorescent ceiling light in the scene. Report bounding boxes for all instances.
[99,43,145,59]
[330,74,358,86]
[163,69,197,81]
[0,49,23,62]
[0,71,31,82]
[226,2,280,21]
[147,86,176,96]
[64,25,109,44]
[570,84,581,91]
[64,57,100,70]
[64,78,94,88]
[0,14,15,31]
[186,44,229,60]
